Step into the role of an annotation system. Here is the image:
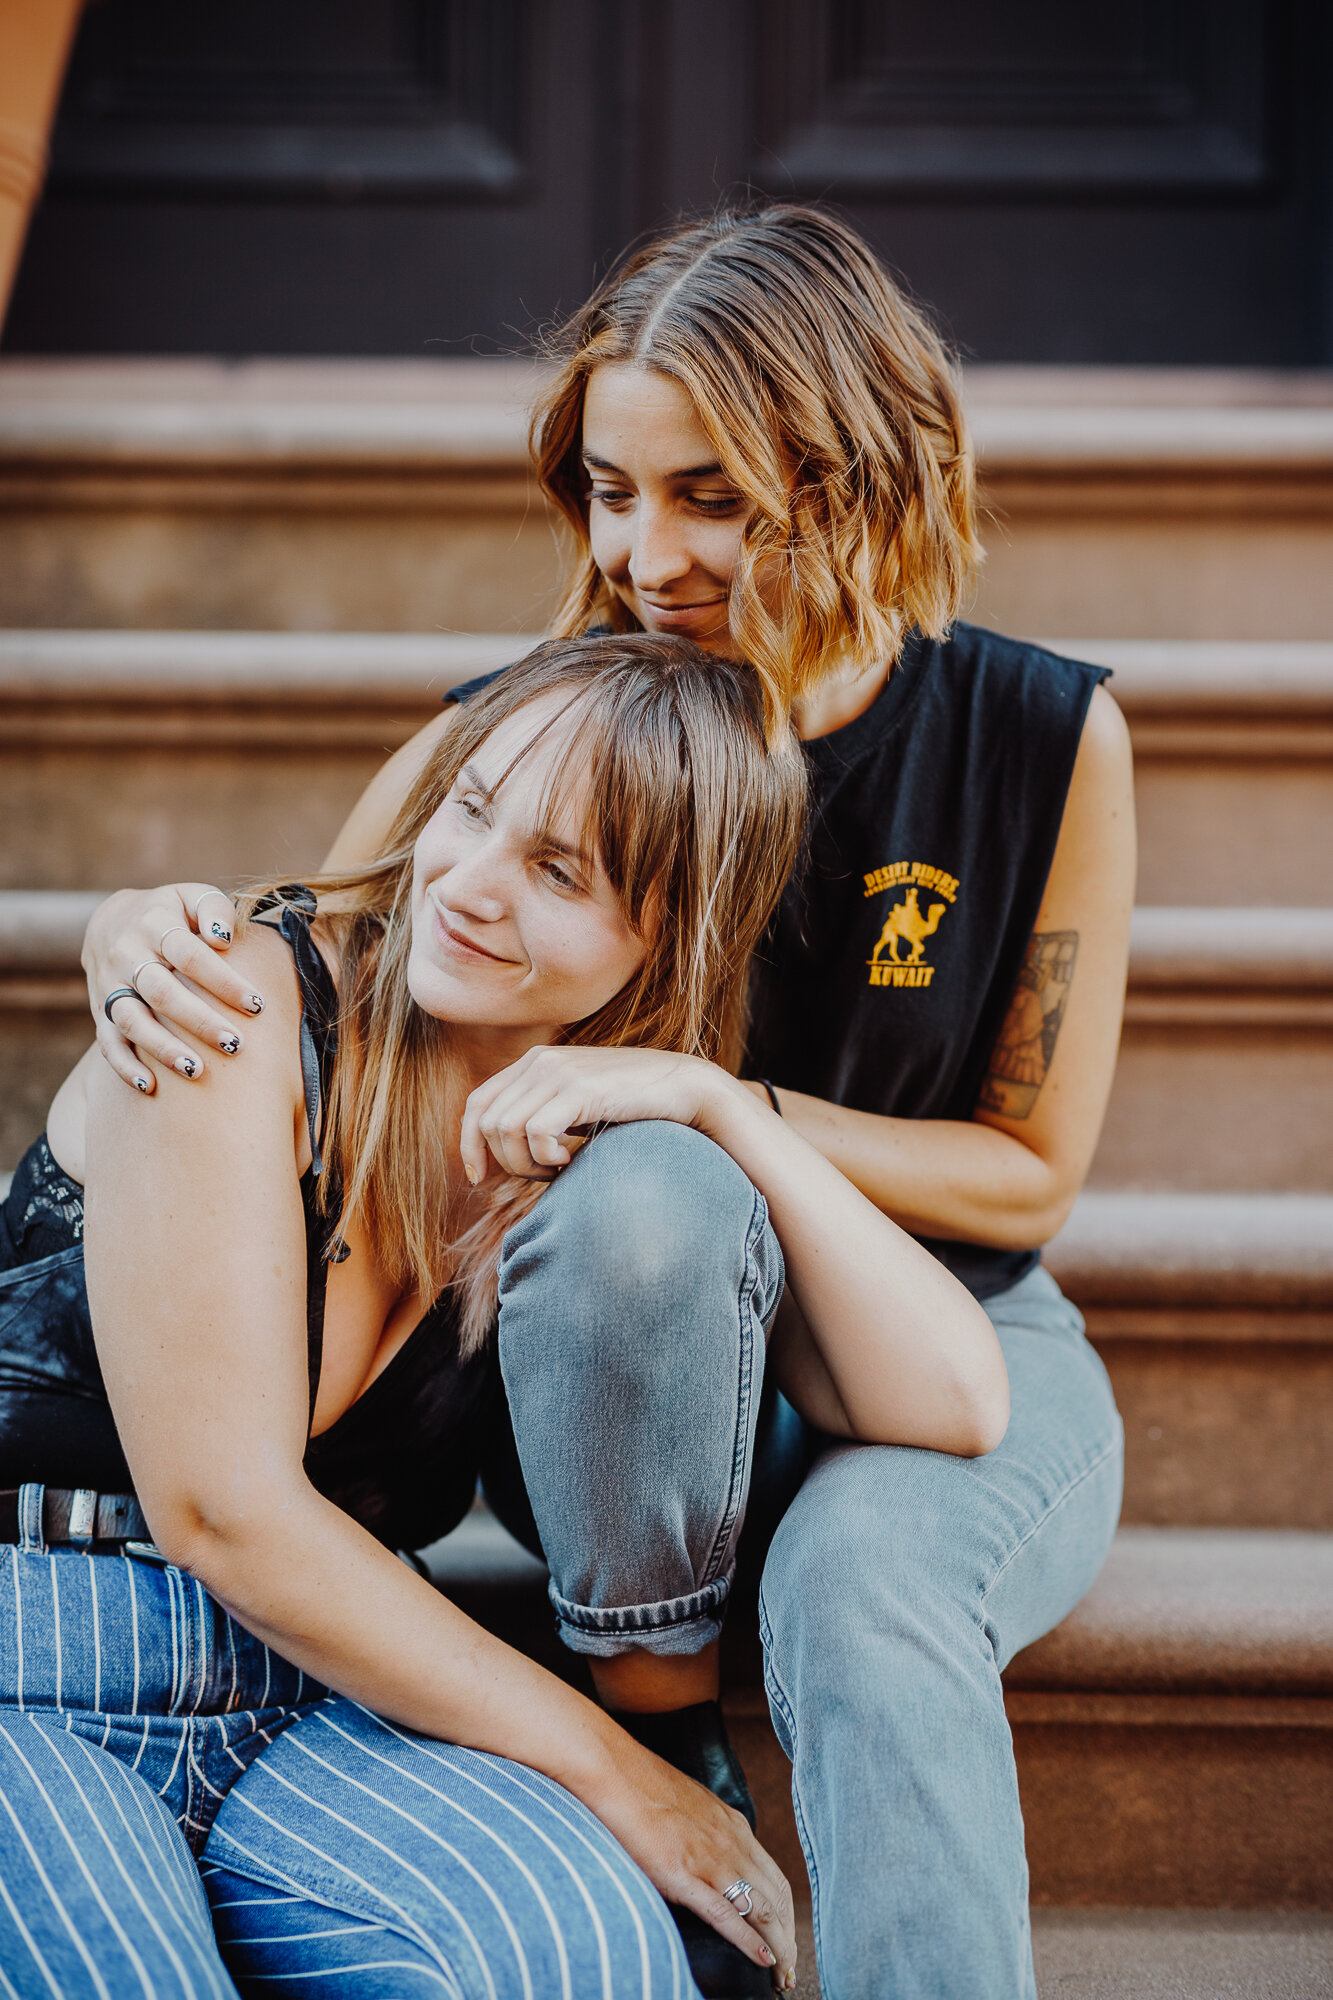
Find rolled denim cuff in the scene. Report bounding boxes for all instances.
[548,1573,732,1659]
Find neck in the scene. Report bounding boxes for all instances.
[791,655,891,741]
[451,1021,560,1091]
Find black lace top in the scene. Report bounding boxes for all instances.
[0,898,501,1551]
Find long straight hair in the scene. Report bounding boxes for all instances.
[532,203,983,737]
[244,633,807,1351]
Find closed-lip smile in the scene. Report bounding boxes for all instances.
[434,907,512,964]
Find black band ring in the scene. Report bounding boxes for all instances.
[103,986,138,1026]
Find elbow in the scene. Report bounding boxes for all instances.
[142,1477,301,1588]
[952,1382,1010,1458]
[940,1308,1011,1458]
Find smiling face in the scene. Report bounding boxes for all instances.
[582,362,755,655]
[407,692,648,1062]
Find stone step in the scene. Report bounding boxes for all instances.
[3,889,1329,1193]
[2,360,1331,640]
[423,1516,1333,1913]
[3,630,1330,903]
[1087,907,1333,1193]
[1029,1909,1333,1998]
[1046,1193,1333,1530]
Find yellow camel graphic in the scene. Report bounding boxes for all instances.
[870,886,947,966]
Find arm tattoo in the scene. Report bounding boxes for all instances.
[977,930,1079,1120]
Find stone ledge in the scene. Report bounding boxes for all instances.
[3,361,1333,477]
[1045,1192,1333,1311]
[1004,1527,1333,1698]
[5,892,1329,1017]
[3,632,1332,761]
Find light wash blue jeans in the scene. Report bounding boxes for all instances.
[492,1122,1124,2000]
[0,1530,696,1996]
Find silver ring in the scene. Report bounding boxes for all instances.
[103,986,138,1025]
[158,924,190,959]
[130,959,160,998]
[722,1879,754,1918]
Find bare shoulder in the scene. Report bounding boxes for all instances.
[1074,683,1133,785]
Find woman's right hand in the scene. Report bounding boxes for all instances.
[83,883,260,1091]
[591,1735,797,1990]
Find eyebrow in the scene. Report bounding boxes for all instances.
[582,451,726,481]
[458,763,594,873]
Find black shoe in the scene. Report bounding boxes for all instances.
[616,1701,772,1999]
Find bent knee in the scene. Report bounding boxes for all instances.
[500,1118,777,1312]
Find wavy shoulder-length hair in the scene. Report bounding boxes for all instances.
[243,632,807,1352]
[533,202,983,736]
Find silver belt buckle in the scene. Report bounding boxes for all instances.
[66,1488,98,1544]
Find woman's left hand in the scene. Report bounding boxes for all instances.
[461,1044,728,1182]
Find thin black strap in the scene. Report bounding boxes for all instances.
[759,1079,783,1117]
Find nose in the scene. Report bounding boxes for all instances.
[440,832,510,923]
[628,497,693,594]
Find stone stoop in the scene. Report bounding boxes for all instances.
[3,889,1329,1191]
[3,631,1332,901]
[3,361,1333,642]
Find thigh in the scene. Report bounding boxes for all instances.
[0,1713,237,2000]
[761,1267,1124,1666]
[200,1695,694,2000]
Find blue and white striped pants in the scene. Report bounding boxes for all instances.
[0,1533,697,1998]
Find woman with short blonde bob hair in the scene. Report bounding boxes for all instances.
[536,203,983,734]
[84,201,1134,2000]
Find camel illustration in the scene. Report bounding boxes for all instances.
[870,886,947,965]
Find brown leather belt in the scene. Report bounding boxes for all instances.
[0,1486,149,1547]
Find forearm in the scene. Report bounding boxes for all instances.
[700,1077,1007,1452]
[169,1482,626,1810]
[766,1085,1073,1247]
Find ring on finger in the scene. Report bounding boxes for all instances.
[103,986,138,1026]
[721,1879,755,1919]
[130,958,160,999]
[158,924,191,959]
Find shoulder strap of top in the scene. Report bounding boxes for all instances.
[252,887,341,1435]
[254,888,339,1177]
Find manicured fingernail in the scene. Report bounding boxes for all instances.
[175,1055,199,1078]
[219,1033,240,1055]
[210,922,232,942]
[464,1162,479,1185]
[759,1946,774,1964]
[135,1076,150,1093]
[247,993,264,1014]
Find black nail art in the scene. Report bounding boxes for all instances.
[210,922,232,942]
[219,1034,240,1055]
[247,994,264,1014]
[135,1076,149,1093]
[177,1056,198,1078]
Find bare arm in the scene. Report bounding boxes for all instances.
[81,923,793,1981]
[764,685,1136,1247]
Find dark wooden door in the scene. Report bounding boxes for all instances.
[6,0,1330,364]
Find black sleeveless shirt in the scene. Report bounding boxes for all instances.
[0,900,501,1550]
[446,622,1108,1299]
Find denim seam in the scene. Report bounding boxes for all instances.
[980,1429,1124,1612]
[758,1595,824,1974]
[697,1185,768,1594]
[547,1575,730,1634]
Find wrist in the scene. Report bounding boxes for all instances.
[694,1065,767,1143]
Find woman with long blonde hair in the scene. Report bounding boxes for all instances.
[82,203,1132,2000]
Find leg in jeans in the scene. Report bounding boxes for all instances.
[0,1716,237,2000]
[494,1120,784,1669]
[202,1696,695,1999]
[758,1267,1124,2000]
